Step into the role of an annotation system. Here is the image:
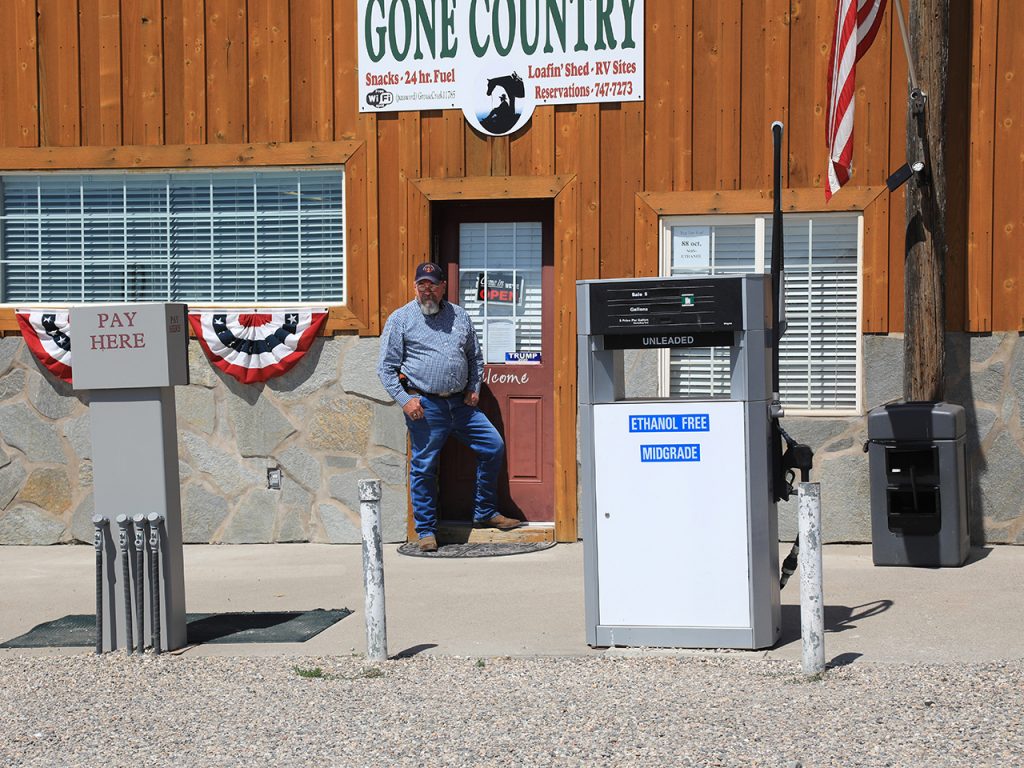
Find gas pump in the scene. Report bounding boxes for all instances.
[577,123,812,649]
[577,273,781,649]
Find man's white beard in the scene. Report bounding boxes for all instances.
[418,297,440,315]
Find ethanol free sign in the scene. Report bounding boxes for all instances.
[358,0,644,135]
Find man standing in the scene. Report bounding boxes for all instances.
[377,262,522,552]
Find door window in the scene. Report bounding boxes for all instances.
[457,221,543,364]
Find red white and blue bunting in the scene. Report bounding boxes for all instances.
[15,310,73,383]
[15,307,327,386]
[188,309,328,385]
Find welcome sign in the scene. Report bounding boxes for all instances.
[358,0,644,136]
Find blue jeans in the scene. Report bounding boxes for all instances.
[406,394,505,539]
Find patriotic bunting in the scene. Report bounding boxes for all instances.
[188,309,328,385]
[15,307,326,386]
[826,0,888,201]
[15,310,73,383]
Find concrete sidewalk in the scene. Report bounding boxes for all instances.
[2,542,1022,664]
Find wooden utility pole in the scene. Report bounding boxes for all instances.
[903,0,949,401]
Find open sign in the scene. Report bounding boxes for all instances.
[477,272,525,306]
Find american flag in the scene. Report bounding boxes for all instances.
[826,0,888,201]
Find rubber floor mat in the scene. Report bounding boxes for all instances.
[0,609,351,648]
[397,541,556,558]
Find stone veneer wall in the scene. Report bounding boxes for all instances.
[624,332,1024,545]
[2,332,1023,545]
[0,334,410,545]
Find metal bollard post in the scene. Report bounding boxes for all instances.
[147,513,163,654]
[359,479,388,663]
[92,515,108,655]
[798,482,825,676]
[116,515,134,654]
[133,515,146,654]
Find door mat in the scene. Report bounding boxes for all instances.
[397,541,556,558]
[0,609,351,649]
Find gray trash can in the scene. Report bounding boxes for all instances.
[866,401,970,567]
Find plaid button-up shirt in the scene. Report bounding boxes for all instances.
[377,299,483,407]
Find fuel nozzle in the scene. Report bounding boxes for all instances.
[773,423,815,502]
[785,442,815,483]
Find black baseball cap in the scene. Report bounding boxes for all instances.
[415,262,444,284]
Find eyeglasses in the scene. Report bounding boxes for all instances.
[416,281,444,291]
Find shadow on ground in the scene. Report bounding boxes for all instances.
[778,599,893,648]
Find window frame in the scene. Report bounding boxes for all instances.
[657,211,864,416]
[0,166,346,307]
[634,187,887,417]
[456,220,545,364]
[0,141,374,336]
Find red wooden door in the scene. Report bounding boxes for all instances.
[435,200,555,524]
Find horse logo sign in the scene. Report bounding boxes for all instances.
[462,71,534,137]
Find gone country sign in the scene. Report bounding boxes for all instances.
[358,0,644,136]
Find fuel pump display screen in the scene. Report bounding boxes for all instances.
[588,277,744,336]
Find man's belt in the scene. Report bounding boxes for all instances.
[408,388,462,398]
[400,373,462,399]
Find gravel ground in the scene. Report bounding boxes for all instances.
[1,654,1021,767]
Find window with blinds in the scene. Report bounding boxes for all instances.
[660,213,862,414]
[457,221,543,364]
[0,168,345,305]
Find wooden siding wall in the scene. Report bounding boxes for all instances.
[969,0,1024,331]
[0,1,1016,331]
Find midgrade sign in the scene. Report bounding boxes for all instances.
[358,0,644,136]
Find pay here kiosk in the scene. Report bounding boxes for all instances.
[578,274,781,649]
[71,303,189,653]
